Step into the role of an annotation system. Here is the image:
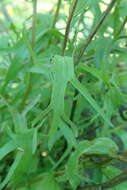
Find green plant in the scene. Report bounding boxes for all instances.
[0,0,127,189]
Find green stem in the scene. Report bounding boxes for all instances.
[116,15,127,37]
[72,8,86,46]
[52,0,62,28]
[19,0,37,112]
[61,0,79,56]
[31,0,37,51]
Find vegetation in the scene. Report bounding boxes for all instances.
[0,0,127,189]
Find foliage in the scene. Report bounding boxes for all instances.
[0,0,127,189]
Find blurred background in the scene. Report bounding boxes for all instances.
[0,0,57,28]
[0,0,111,32]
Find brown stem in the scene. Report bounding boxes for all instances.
[52,0,62,28]
[4,150,127,190]
[102,171,127,189]
[84,153,127,163]
[19,0,37,112]
[77,170,127,190]
[61,0,79,56]
[5,170,64,190]
[4,175,44,190]
[5,169,127,190]
[70,0,117,121]
[75,0,117,65]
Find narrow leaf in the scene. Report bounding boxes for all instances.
[71,77,113,127]
[0,151,23,189]
[0,141,17,160]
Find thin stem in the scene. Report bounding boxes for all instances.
[31,0,37,51]
[19,0,37,112]
[61,0,79,56]
[72,10,85,44]
[5,152,127,190]
[52,0,62,28]
[116,15,127,37]
[70,0,117,121]
[75,0,117,65]
[77,170,127,189]
[84,153,127,163]
[72,8,88,58]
